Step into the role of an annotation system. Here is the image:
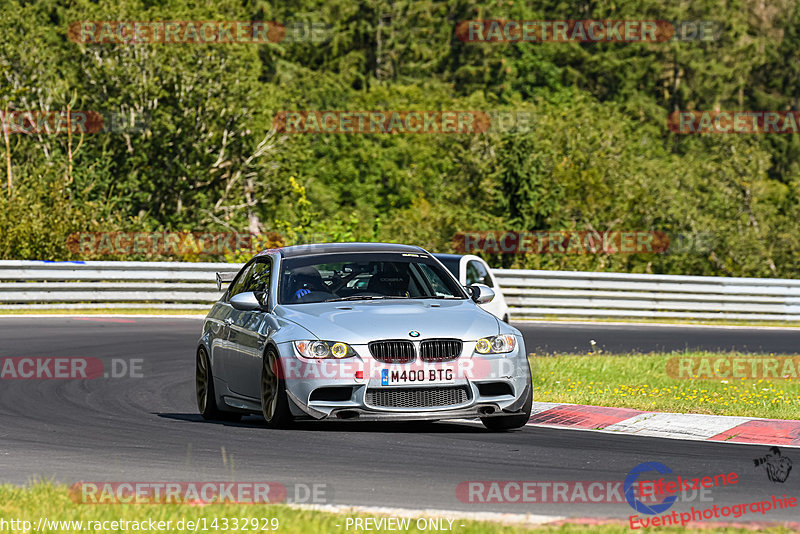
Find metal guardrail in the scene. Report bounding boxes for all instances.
[2,260,800,320]
[492,269,800,321]
[0,260,242,310]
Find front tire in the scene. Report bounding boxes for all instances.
[196,348,241,422]
[261,349,294,428]
[481,371,532,431]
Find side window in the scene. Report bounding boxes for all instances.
[227,263,254,299]
[466,261,481,286]
[243,260,272,294]
[467,260,492,287]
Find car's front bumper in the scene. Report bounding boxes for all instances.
[277,337,530,422]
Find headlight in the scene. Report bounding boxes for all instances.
[474,335,516,354]
[294,340,355,359]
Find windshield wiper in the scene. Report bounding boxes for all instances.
[415,295,462,299]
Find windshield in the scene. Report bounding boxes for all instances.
[278,252,467,304]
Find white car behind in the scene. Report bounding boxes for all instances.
[433,254,510,323]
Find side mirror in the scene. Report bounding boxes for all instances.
[216,271,236,291]
[230,291,263,311]
[468,284,495,304]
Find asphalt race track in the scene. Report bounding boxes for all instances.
[1,317,798,519]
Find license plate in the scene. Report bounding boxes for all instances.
[381,367,455,386]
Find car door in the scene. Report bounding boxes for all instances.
[225,258,273,399]
[212,262,254,385]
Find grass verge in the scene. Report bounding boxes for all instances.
[0,484,796,533]
[530,351,800,419]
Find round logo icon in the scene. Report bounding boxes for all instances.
[409,330,420,337]
[625,461,677,515]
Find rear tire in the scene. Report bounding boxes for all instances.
[261,349,294,429]
[196,348,242,422]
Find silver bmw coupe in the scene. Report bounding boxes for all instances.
[196,243,532,431]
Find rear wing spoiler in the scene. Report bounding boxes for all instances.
[216,272,236,291]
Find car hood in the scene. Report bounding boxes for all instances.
[274,299,499,344]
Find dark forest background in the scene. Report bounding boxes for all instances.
[2,0,799,276]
